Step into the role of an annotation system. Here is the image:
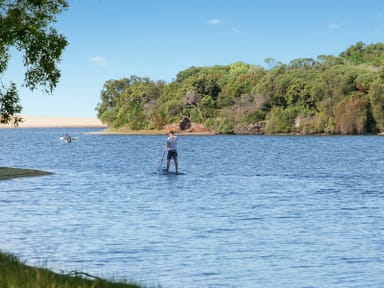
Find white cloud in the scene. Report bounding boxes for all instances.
[89,56,108,66]
[328,22,340,30]
[207,18,221,25]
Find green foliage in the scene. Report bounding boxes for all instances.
[368,80,384,131]
[218,68,265,107]
[205,117,234,134]
[96,76,164,129]
[96,41,384,134]
[0,0,68,125]
[340,42,384,66]
[228,61,250,74]
[297,111,336,134]
[0,82,22,125]
[264,106,300,133]
[216,118,233,134]
[175,66,202,83]
[96,78,133,121]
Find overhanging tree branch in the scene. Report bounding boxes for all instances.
[0,0,68,125]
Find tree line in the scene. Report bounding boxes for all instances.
[96,41,384,135]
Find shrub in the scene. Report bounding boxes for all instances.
[333,93,370,134]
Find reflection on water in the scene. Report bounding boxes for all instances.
[1,129,384,288]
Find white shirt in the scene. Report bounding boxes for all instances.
[167,135,177,151]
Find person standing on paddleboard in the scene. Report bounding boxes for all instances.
[166,130,178,174]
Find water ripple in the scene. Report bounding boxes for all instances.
[1,131,384,287]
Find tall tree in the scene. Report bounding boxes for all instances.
[0,0,68,125]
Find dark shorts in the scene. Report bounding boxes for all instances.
[167,150,177,160]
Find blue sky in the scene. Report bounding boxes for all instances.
[5,0,384,118]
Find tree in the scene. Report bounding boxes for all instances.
[96,76,165,129]
[96,78,133,124]
[0,0,68,125]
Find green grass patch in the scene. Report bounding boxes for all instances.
[0,251,145,288]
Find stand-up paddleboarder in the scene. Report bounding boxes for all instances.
[166,130,178,175]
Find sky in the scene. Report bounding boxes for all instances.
[4,0,384,118]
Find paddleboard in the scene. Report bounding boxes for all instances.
[158,168,184,175]
[163,171,184,175]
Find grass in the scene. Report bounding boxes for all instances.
[0,251,145,288]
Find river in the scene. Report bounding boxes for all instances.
[1,128,383,288]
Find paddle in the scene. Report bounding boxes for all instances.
[158,150,166,172]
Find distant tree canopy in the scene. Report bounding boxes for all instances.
[0,0,68,125]
[96,42,384,134]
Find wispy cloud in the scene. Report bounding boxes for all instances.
[207,18,222,25]
[89,56,108,67]
[328,22,340,30]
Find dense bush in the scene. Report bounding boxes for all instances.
[96,42,384,134]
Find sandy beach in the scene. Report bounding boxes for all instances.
[0,115,215,135]
[0,115,107,128]
[0,115,106,180]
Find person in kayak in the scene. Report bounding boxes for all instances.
[64,133,72,143]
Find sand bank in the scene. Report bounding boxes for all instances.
[0,115,215,135]
[0,167,52,180]
[0,115,106,128]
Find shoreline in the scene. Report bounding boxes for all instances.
[91,123,215,135]
[90,128,215,136]
[4,116,382,135]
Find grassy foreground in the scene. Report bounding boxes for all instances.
[0,252,144,288]
[0,167,53,180]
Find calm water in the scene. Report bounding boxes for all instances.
[1,128,383,288]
